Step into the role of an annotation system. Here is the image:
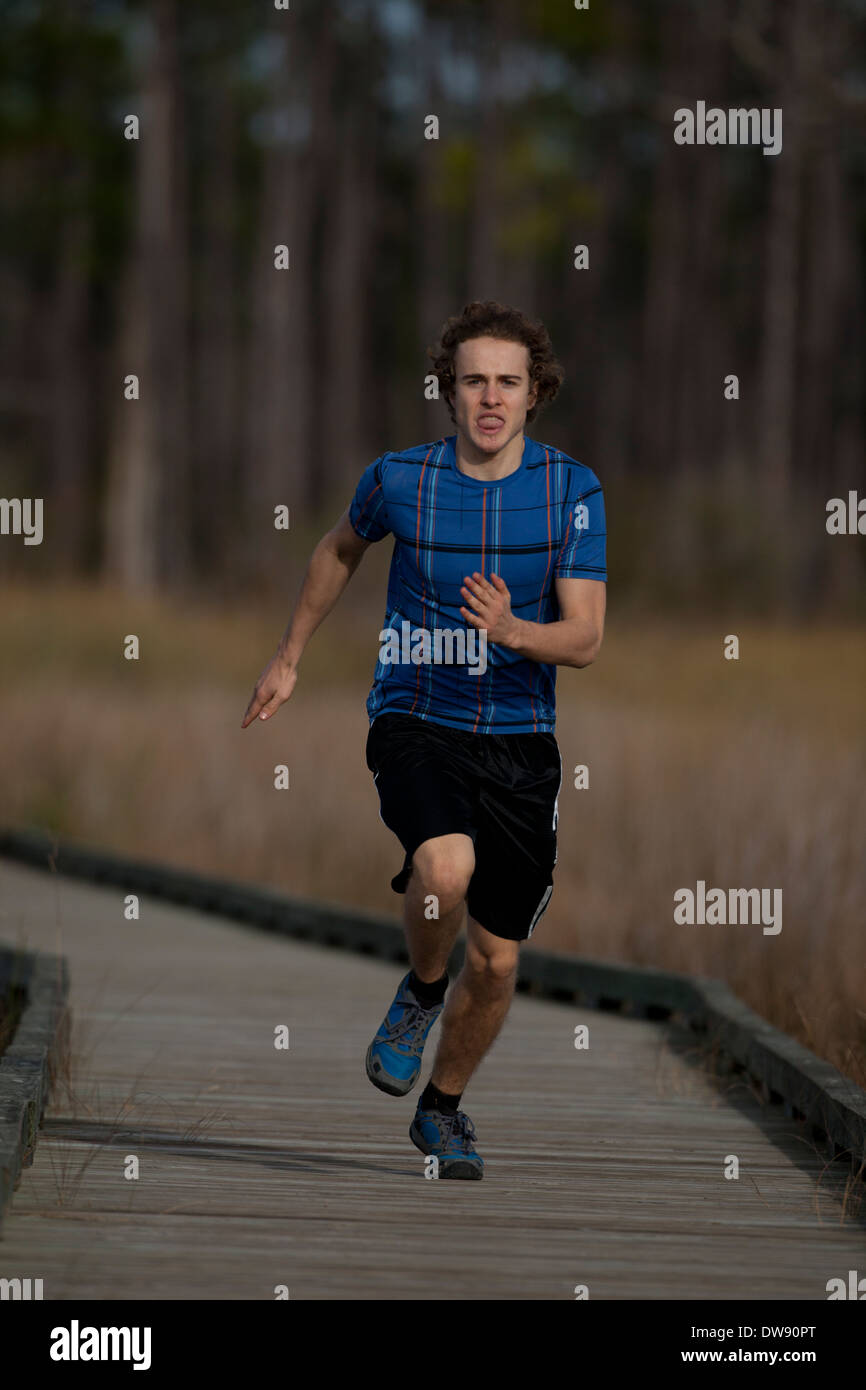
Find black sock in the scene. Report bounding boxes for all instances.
[420,1080,462,1114]
[408,968,448,1008]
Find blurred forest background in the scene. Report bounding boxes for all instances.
[0,0,864,1086]
[1,0,865,606]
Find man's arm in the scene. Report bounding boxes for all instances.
[241,511,371,727]
[274,511,372,669]
[509,575,605,667]
[460,573,605,669]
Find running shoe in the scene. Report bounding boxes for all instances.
[409,1101,484,1180]
[365,971,445,1096]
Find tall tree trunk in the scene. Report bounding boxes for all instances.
[103,0,190,592]
[467,0,510,301]
[418,23,451,352]
[241,6,336,586]
[192,68,238,583]
[323,112,372,501]
[48,156,90,574]
[569,0,635,481]
[103,255,159,591]
[757,0,810,507]
[674,1,727,483]
[639,0,691,475]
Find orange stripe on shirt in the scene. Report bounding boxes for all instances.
[410,446,434,714]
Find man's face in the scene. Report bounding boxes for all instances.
[450,337,538,454]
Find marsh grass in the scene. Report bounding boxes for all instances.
[2,580,864,1090]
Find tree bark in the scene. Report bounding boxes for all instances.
[103,0,190,592]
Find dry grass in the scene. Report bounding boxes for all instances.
[2,579,864,1088]
[28,962,231,1214]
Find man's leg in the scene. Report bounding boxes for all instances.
[402,832,475,982]
[365,831,474,1098]
[427,914,519,1095]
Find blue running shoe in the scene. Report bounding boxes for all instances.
[409,1102,484,1180]
[365,972,445,1097]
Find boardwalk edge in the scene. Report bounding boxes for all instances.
[0,939,70,1226]
[1,826,863,1181]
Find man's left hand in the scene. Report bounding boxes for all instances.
[460,572,519,647]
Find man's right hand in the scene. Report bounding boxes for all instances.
[241,654,298,728]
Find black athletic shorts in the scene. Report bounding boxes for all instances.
[365,711,562,943]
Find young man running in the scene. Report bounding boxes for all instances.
[242,301,606,1181]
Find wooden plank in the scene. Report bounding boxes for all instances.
[0,858,863,1301]
[0,942,68,1219]
[3,828,864,1176]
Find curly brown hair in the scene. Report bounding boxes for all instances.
[428,301,563,425]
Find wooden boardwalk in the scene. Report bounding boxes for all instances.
[0,857,863,1300]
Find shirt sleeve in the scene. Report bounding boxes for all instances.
[554,466,607,580]
[348,454,391,542]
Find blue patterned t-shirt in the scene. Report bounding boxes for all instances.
[348,433,606,734]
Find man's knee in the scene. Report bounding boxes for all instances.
[411,835,474,910]
[465,935,520,983]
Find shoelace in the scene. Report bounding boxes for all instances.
[381,1001,439,1049]
[441,1110,477,1153]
